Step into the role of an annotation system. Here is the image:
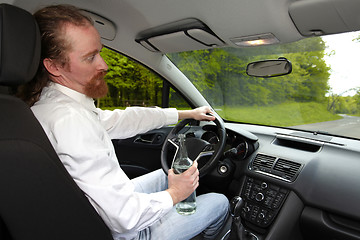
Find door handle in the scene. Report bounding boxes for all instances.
[134,133,164,145]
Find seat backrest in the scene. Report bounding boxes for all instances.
[0,4,113,240]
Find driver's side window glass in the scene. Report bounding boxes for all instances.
[99,47,191,110]
[169,88,191,110]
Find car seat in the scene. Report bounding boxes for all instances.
[0,4,113,240]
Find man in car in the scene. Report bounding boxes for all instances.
[18,4,230,240]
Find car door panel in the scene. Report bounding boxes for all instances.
[112,127,173,178]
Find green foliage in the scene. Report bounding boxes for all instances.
[328,88,360,115]
[100,36,330,110]
[100,48,163,107]
[99,37,360,125]
[168,37,330,108]
[354,35,360,43]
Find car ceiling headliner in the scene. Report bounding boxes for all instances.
[10,0,300,46]
[8,0,360,67]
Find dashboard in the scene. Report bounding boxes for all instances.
[188,121,360,239]
[115,121,360,240]
[222,122,360,240]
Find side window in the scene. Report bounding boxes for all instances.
[169,88,191,110]
[99,47,191,110]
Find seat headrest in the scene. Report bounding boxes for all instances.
[0,4,41,86]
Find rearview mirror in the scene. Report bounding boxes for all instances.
[246,58,292,78]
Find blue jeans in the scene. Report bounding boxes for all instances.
[132,169,230,240]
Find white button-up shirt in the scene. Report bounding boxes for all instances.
[31,82,178,240]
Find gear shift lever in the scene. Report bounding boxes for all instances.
[229,196,246,240]
[230,196,243,218]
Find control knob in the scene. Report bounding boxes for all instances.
[255,192,264,202]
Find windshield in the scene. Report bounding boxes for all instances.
[167,31,360,139]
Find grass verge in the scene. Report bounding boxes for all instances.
[218,102,342,127]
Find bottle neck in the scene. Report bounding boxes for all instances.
[178,134,188,159]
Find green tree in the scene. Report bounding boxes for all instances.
[101,36,330,110]
[170,37,330,107]
[100,48,163,107]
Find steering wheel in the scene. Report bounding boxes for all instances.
[161,115,226,177]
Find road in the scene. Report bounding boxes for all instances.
[292,114,360,139]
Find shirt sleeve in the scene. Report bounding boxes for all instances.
[42,107,174,235]
[95,106,179,139]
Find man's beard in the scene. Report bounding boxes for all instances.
[84,70,108,99]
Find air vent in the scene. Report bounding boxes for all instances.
[252,154,276,169]
[273,158,302,181]
[251,153,302,182]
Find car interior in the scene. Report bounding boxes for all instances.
[1,0,360,240]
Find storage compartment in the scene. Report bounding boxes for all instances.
[272,137,322,152]
[300,207,360,240]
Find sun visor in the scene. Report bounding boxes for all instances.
[81,10,116,41]
[289,0,360,36]
[135,18,224,53]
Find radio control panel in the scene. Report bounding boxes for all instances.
[241,177,288,228]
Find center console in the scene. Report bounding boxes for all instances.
[240,177,289,228]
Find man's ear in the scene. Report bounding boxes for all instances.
[43,58,61,77]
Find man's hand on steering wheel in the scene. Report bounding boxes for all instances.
[178,106,216,121]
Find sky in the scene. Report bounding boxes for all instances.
[322,31,360,96]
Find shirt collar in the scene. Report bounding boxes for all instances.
[49,82,97,111]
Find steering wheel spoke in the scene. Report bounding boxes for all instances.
[194,149,214,162]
